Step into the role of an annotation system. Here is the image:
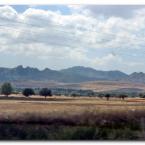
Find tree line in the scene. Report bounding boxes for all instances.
[0,82,52,99]
[98,93,128,101]
[1,82,145,100]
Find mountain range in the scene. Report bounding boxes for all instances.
[0,65,145,84]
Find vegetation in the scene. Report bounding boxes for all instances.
[105,93,110,101]
[119,94,128,100]
[0,109,144,140]
[1,82,13,97]
[139,93,145,98]
[98,93,104,99]
[0,82,145,140]
[39,88,52,99]
[51,88,96,97]
[22,88,35,97]
[15,87,145,98]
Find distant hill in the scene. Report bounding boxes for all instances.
[126,72,145,83]
[60,66,128,81]
[0,65,145,84]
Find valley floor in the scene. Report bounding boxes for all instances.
[1,95,145,115]
[1,95,145,140]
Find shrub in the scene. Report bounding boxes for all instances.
[39,88,52,99]
[22,88,35,97]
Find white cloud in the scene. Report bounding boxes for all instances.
[81,5,145,18]
[0,5,17,19]
[91,53,121,66]
[0,5,145,72]
[126,62,144,67]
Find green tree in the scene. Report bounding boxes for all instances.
[39,88,52,99]
[105,93,110,101]
[22,88,35,97]
[1,82,13,97]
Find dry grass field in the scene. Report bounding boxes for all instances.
[0,95,145,119]
[77,81,145,92]
[1,95,145,140]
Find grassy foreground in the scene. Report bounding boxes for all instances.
[0,96,145,140]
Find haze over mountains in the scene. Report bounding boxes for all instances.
[0,65,145,84]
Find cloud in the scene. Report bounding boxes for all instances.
[0,5,145,72]
[91,53,121,66]
[0,5,17,19]
[81,5,145,18]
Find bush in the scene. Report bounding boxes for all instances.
[1,82,13,97]
[22,88,35,97]
[39,88,52,99]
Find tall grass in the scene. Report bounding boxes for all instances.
[0,109,145,140]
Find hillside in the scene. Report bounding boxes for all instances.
[0,65,145,88]
[0,65,129,83]
[60,66,128,81]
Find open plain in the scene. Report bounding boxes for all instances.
[0,95,145,120]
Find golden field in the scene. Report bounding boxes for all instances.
[1,95,145,118]
[1,95,145,140]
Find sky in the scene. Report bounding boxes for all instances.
[0,5,145,73]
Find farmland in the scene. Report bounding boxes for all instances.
[1,95,145,116]
[1,95,145,140]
